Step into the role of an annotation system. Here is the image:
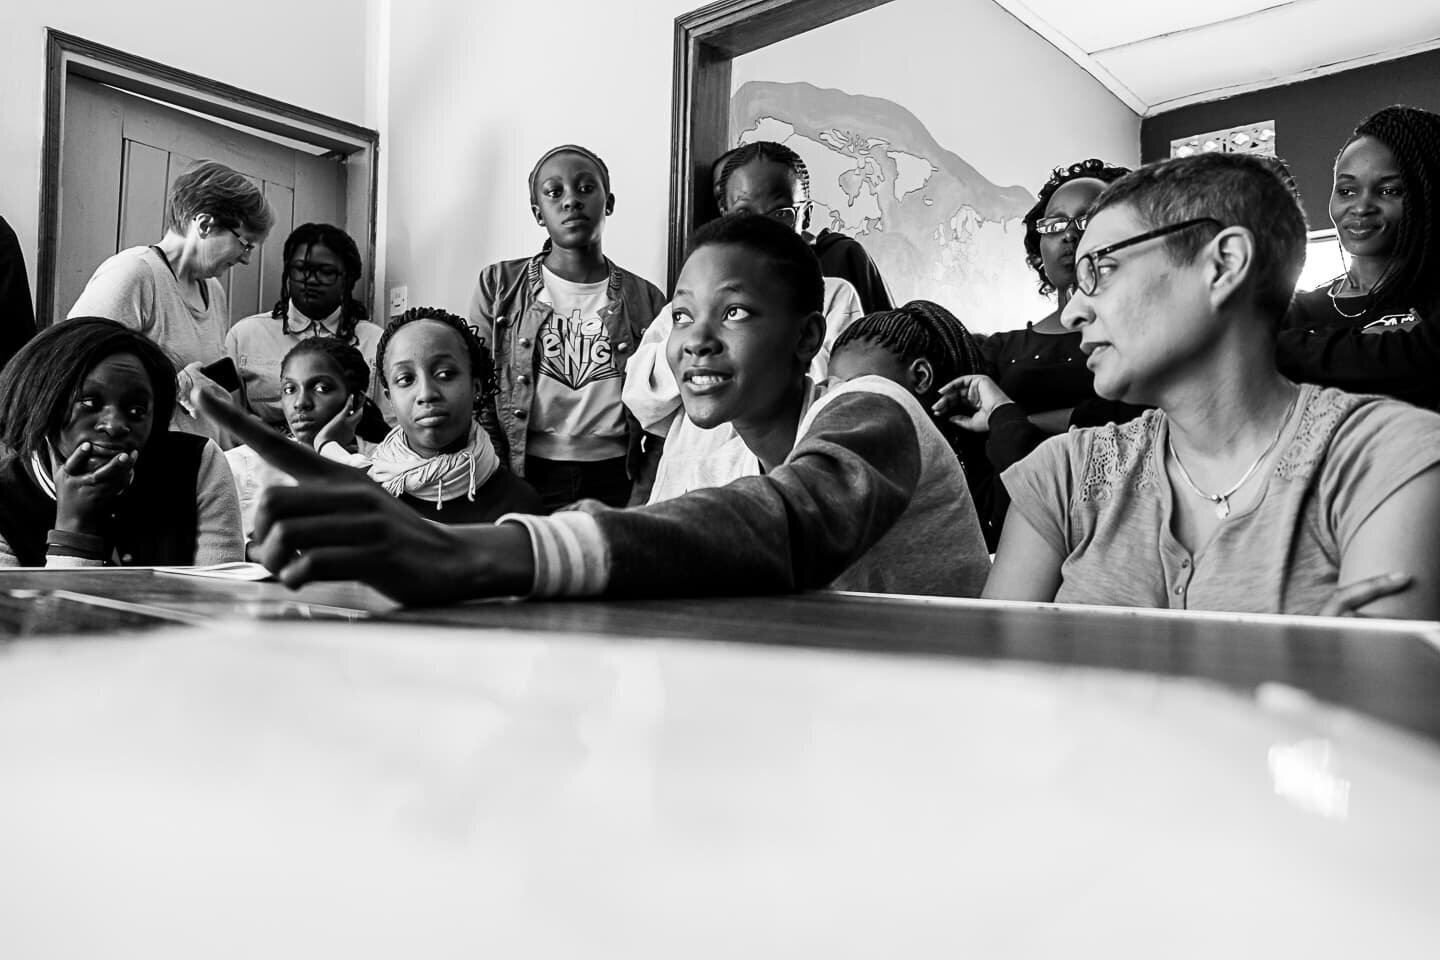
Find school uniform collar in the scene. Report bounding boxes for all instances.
[283,303,344,337]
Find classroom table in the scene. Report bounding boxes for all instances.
[2,568,1439,956]
[3,567,1439,739]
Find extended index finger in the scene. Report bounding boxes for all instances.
[192,386,361,482]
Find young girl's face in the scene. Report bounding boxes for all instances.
[57,353,156,472]
[281,351,353,447]
[1330,135,1404,260]
[286,241,348,320]
[667,242,820,431]
[722,160,807,233]
[383,320,479,457]
[532,152,611,250]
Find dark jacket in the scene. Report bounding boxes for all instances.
[812,229,893,313]
[467,251,667,477]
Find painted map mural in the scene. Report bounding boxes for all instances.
[731,81,1044,334]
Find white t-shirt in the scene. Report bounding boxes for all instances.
[529,266,627,461]
[68,245,229,369]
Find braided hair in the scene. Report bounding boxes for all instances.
[1023,158,1131,295]
[831,300,989,494]
[1341,105,1440,312]
[834,300,983,405]
[374,307,496,409]
[270,223,369,344]
[281,336,371,400]
[715,141,812,227]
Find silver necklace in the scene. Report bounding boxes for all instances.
[1328,275,1369,320]
[1166,392,1299,520]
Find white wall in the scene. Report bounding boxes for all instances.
[0,0,374,304]
[381,0,695,316]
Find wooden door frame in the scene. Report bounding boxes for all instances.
[668,0,896,286]
[37,29,380,325]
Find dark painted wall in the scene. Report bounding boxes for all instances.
[1140,49,1440,229]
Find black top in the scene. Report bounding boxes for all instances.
[980,323,1093,414]
[811,229,893,314]
[0,432,205,566]
[400,468,543,525]
[1278,282,1439,409]
[0,215,36,372]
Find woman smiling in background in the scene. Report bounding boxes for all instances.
[1279,105,1440,409]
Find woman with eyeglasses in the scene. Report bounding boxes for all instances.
[931,159,1138,545]
[714,140,892,313]
[984,154,1440,619]
[225,223,383,433]
[68,160,273,444]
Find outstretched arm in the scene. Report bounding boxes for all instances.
[197,385,925,603]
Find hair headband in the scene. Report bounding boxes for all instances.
[528,144,611,205]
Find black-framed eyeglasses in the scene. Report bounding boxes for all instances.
[287,261,343,284]
[227,226,257,254]
[1074,217,1223,296]
[1035,214,1089,236]
[765,203,807,227]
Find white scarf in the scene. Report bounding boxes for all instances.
[367,421,500,509]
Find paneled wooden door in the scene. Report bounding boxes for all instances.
[57,76,347,326]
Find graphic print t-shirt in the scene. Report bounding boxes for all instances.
[530,266,628,461]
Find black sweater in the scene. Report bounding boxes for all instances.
[1278,284,1439,409]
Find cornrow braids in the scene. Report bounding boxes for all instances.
[1344,105,1440,313]
[1023,158,1132,296]
[834,300,984,403]
[374,306,497,407]
[710,146,741,204]
[281,336,372,400]
[269,223,369,344]
[716,140,812,209]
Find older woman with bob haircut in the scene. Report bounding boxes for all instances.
[0,318,242,567]
[68,159,273,441]
[985,152,1440,619]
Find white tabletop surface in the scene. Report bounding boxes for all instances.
[1,620,1437,958]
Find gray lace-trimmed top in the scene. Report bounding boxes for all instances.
[1002,383,1440,614]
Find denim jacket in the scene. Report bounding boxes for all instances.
[467,251,667,477]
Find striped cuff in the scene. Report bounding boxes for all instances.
[498,511,610,598]
[44,555,107,569]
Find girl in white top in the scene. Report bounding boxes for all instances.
[225,223,383,430]
[225,337,377,553]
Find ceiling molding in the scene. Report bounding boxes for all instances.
[987,0,1147,115]
[1144,35,1440,116]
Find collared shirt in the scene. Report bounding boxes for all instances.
[224,304,384,426]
